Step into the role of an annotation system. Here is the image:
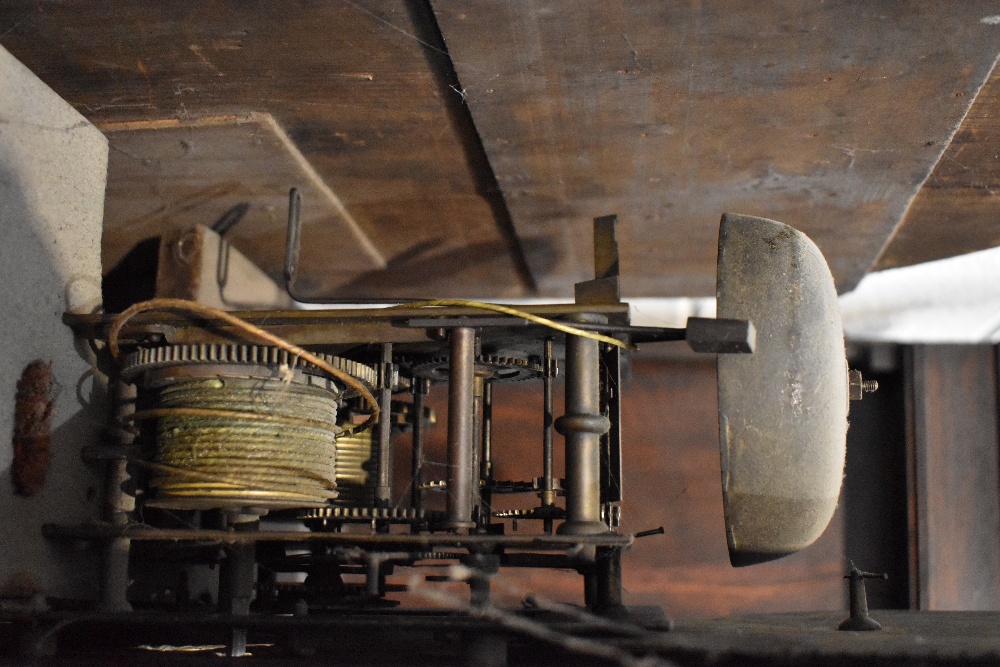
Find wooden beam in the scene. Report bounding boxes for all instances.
[0,1,530,298]
[434,2,1000,295]
[876,59,1000,271]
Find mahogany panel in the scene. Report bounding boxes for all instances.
[907,345,1000,610]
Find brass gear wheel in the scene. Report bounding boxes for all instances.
[298,506,445,523]
[409,354,544,382]
[121,343,378,392]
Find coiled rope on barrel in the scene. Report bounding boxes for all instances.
[107,298,381,429]
[136,375,342,508]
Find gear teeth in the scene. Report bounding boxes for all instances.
[409,354,544,382]
[121,344,379,389]
[297,506,445,523]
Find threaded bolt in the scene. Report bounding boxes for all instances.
[849,370,879,401]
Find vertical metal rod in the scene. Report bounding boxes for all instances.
[219,518,258,657]
[850,575,872,621]
[583,571,598,610]
[469,571,491,609]
[100,462,132,608]
[480,380,494,527]
[410,378,429,513]
[447,328,477,530]
[99,379,135,612]
[542,338,555,534]
[542,338,555,504]
[838,566,886,631]
[471,376,484,524]
[375,343,393,508]
[600,344,623,508]
[283,188,302,293]
[557,318,608,536]
[365,557,383,598]
[594,548,624,612]
[481,381,493,481]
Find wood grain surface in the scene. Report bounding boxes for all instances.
[0,1,530,299]
[877,63,1000,270]
[908,345,1000,610]
[4,2,1000,298]
[436,1,1000,295]
[100,114,384,284]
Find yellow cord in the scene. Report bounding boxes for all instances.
[107,298,380,426]
[107,298,631,430]
[396,299,634,351]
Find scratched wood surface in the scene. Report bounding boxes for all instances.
[396,357,846,616]
[435,2,1000,295]
[876,66,1000,270]
[0,1,531,299]
[100,114,385,288]
[4,2,1000,298]
[907,345,1000,611]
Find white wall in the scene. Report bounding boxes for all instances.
[0,45,108,602]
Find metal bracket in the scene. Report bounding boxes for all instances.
[574,214,622,307]
[283,188,425,304]
[686,317,756,354]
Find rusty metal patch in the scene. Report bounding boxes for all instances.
[11,359,55,496]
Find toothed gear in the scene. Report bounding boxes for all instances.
[409,354,544,382]
[493,507,566,520]
[298,506,445,523]
[121,343,378,390]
